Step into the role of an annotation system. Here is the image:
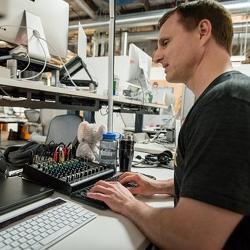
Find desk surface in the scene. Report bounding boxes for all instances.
[134,142,176,154]
[0,117,27,123]
[1,167,174,250]
[50,167,174,250]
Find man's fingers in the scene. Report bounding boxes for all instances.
[87,192,109,203]
[95,180,114,188]
[90,184,113,194]
[127,186,141,195]
[119,175,139,185]
[118,172,135,181]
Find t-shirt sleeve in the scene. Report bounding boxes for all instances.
[180,96,250,215]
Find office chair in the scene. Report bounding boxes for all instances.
[24,109,42,135]
[25,109,68,144]
[45,114,82,146]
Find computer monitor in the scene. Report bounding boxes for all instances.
[126,43,152,90]
[0,0,69,59]
[77,23,87,60]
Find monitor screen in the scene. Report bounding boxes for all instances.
[126,43,152,90]
[77,23,87,60]
[0,0,69,59]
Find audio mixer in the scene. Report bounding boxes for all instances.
[23,158,116,194]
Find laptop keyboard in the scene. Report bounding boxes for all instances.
[0,198,96,250]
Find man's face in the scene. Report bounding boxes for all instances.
[154,13,203,84]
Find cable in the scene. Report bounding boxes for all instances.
[0,86,10,96]
[0,86,27,101]
[40,36,97,93]
[0,25,47,80]
[119,113,126,126]
[21,32,47,80]
[38,36,78,89]
[0,24,95,92]
[70,7,82,22]
[17,53,31,78]
[9,52,31,79]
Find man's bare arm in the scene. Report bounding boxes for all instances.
[88,182,243,250]
[126,197,243,249]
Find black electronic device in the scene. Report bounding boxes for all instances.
[72,173,122,209]
[0,175,53,215]
[59,56,97,88]
[134,150,174,169]
[22,158,116,195]
[23,157,157,210]
[72,172,156,209]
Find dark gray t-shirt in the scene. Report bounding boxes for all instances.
[175,71,250,249]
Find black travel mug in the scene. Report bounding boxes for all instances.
[119,136,134,172]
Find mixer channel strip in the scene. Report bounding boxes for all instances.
[23,159,116,194]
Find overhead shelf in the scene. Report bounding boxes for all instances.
[0,77,164,114]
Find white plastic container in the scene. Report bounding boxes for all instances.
[99,132,118,167]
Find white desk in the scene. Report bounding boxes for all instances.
[3,167,174,250]
[134,142,176,154]
[0,76,171,249]
[48,167,174,250]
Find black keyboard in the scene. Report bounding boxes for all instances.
[71,173,122,209]
[71,172,156,210]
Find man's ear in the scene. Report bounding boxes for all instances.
[198,19,212,45]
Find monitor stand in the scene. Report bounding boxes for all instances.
[24,10,51,62]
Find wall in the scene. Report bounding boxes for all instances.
[74,56,131,132]
[74,55,130,96]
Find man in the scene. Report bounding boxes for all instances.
[88,0,250,249]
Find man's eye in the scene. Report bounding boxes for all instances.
[163,40,169,46]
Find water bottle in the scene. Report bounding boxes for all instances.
[119,134,134,172]
[99,132,118,167]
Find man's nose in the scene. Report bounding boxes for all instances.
[153,49,163,64]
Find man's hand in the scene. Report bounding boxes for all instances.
[118,172,174,196]
[87,180,139,216]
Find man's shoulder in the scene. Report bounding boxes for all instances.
[212,71,250,99]
[202,71,250,104]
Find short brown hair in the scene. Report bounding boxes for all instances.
[159,0,233,54]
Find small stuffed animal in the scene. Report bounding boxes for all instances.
[76,121,106,161]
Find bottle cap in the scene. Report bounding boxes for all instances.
[103,132,117,140]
